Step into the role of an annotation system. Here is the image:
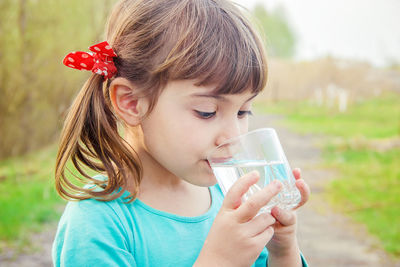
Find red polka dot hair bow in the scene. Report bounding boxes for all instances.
[63,41,117,79]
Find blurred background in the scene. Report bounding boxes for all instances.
[0,0,399,265]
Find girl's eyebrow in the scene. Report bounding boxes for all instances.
[190,93,257,103]
[245,93,258,102]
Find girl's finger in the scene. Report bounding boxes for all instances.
[236,180,282,222]
[271,206,296,226]
[293,168,301,180]
[222,171,260,210]
[293,179,311,209]
[246,212,276,237]
[252,226,275,248]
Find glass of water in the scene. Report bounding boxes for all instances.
[207,128,301,213]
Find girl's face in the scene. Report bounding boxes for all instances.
[137,79,257,187]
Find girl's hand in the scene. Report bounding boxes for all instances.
[266,168,311,265]
[195,171,282,267]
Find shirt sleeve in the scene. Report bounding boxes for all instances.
[52,199,136,267]
[254,247,308,267]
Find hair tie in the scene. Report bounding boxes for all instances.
[63,41,117,79]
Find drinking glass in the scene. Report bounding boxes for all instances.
[207,128,301,213]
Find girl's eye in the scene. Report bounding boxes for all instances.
[195,111,216,119]
[238,110,253,118]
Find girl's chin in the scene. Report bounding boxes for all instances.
[202,172,218,187]
[191,172,217,187]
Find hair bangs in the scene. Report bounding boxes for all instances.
[194,43,266,96]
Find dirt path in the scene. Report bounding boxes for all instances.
[1,114,399,266]
[0,223,56,267]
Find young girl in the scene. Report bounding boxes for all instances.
[53,0,310,266]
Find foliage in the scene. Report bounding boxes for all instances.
[0,0,117,159]
[255,93,400,256]
[251,3,296,58]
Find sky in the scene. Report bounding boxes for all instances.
[233,0,400,67]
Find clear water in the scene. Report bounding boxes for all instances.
[211,160,301,213]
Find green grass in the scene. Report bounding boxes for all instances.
[255,92,400,256]
[0,145,65,251]
[255,94,399,139]
[326,147,400,255]
[0,143,107,252]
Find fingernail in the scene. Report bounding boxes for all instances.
[272,180,282,190]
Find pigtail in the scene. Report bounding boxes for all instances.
[55,75,141,202]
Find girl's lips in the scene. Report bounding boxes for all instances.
[208,157,233,164]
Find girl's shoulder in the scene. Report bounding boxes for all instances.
[58,193,132,241]
[62,178,134,227]
[53,201,135,266]
[62,193,128,221]
[56,174,134,238]
[53,179,137,266]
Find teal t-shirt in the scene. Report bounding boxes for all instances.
[53,182,307,266]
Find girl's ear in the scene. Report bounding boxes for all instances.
[109,78,149,126]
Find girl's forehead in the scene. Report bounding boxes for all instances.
[188,91,257,103]
[167,79,252,93]
[163,79,257,102]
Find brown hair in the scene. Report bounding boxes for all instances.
[55,0,268,202]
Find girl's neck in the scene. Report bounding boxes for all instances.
[137,157,212,217]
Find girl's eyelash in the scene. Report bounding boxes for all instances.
[195,110,253,119]
[195,111,216,119]
[238,110,253,117]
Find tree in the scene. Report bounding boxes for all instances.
[252,3,296,58]
[0,0,117,159]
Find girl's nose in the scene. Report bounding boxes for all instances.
[215,119,242,147]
